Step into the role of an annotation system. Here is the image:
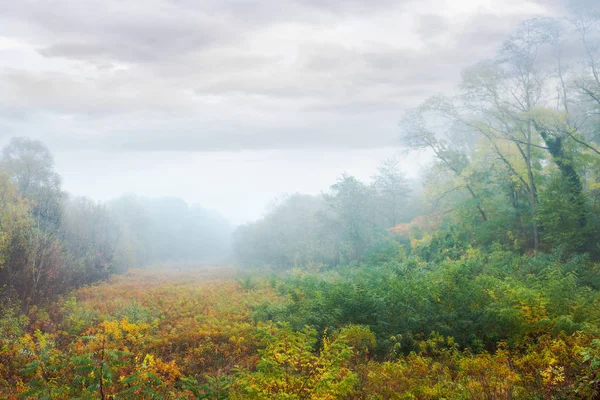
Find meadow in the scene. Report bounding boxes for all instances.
[2,256,599,399]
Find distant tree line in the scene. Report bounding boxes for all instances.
[234,13,600,269]
[233,159,421,268]
[0,137,232,311]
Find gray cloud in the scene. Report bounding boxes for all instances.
[0,0,565,152]
[0,0,578,222]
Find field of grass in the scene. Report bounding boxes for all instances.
[2,262,600,399]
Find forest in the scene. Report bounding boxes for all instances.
[2,7,600,400]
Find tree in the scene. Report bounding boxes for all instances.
[325,174,378,263]
[0,172,32,297]
[400,100,489,223]
[371,158,411,227]
[0,137,66,309]
[458,20,548,251]
[60,197,121,285]
[233,194,336,268]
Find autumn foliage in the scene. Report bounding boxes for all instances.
[0,260,598,399]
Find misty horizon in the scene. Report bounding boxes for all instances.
[49,147,431,225]
[0,0,573,225]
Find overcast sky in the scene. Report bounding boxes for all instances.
[0,0,569,224]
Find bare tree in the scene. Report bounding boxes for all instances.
[400,101,488,223]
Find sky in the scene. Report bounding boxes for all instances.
[0,0,570,224]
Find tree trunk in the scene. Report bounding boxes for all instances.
[525,125,540,252]
[539,128,587,228]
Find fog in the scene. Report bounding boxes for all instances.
[0,0,597,271]
[0,0,571,227]
[50,147,428,225]
[0,0,597,268]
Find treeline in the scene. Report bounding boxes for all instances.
[108,195,232,267]
[0,138,231,311]
[234,159,422,268]
[234,14,600,268]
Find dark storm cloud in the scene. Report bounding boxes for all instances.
[0,0,567,151]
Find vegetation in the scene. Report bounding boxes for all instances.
[1,258,600,399]
[2,7,600,400]
[0,137,232,314]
